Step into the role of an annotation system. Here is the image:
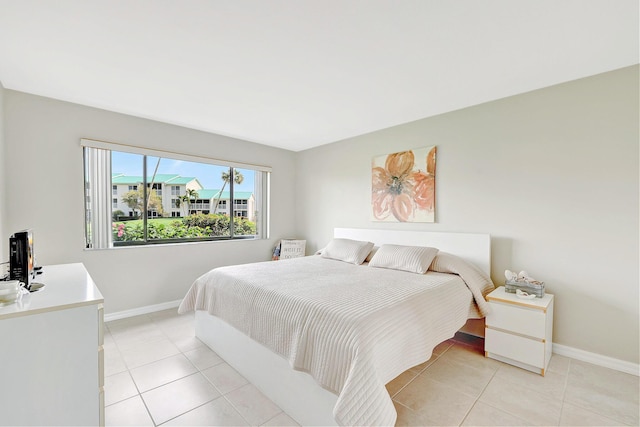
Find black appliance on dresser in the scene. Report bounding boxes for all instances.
[9,229,35,287]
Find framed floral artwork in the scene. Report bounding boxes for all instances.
[371,146,436,222]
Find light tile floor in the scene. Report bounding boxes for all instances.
[105,309,639,426]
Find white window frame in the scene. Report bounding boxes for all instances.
[81,138,271,249]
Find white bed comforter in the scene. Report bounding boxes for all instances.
[179,254,494,426]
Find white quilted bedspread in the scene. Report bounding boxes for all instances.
[179,254,493,426]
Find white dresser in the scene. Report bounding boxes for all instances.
[484,286,554,376]
[0,263,104,426]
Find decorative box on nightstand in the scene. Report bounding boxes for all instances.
[484,286,554,376]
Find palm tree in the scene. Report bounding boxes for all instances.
[179,194,190,216]
[213,170,244,214]
[174,197,181,217]
[146,157,162,213]
[185,189,199,215]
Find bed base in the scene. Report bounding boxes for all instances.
[195,311,338,426]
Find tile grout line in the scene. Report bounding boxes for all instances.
[457,362,500,426]
[556,357,572,427]
[260,410,292,426]
[392,341,485,426]
[471,368,559,426]
[192,350,255,427]
[559,358,635,426]
[218,392,254,426]
[105,314,190,426]
[392,399,423,422]
[389,342,452,400]
[110,317,175,427]
[107,313,259,427]
[104,325,159,426]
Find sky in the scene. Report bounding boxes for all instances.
[112,152,255,192]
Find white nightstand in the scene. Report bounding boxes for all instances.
[484,286,554,376]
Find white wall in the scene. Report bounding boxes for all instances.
[0,80,6,263]
[295,66,639,364]
[4,91,297,314]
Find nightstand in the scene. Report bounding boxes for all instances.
[484,286,554,376]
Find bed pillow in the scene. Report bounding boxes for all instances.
[368,244,439,274]
[321,238,375,265]
[364,246,379,262]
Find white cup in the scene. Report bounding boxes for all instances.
[0,280,20,291]
[0,280,22,303]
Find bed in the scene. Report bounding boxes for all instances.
[179,228,494,426]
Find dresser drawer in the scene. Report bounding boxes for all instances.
[485,327,545,368]
[486,301,546,339]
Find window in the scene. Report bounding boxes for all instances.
[148,183,162,197]
[82,139,270,248]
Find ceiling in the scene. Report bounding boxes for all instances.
[0,1,637,152]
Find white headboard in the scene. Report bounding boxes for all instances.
[334,228,491,276]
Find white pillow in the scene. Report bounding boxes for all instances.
[368,244,439,274]
[321,238,375,265]
[364,246,379,262]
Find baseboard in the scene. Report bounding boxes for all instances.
[553,343,639,376]
[104,299,182,322]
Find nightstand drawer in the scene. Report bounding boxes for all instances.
[486,301,546,339]
[485,328,545,368]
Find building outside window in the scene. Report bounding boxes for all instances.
[82,138,270,249]
[147,183,162,196]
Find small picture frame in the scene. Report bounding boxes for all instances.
[276,239,306,260]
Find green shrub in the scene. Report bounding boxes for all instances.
[112,214,256,242]
[181,213,255,236]
[112,210,125,221]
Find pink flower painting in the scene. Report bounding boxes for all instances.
[371,146,436,222]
